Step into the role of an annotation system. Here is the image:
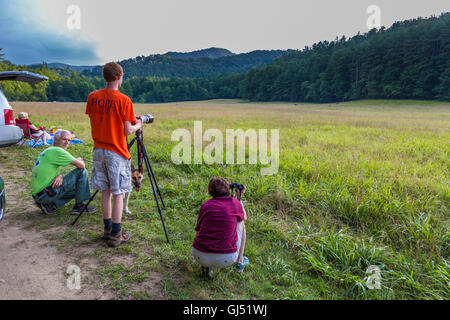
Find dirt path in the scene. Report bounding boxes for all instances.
[0,165,163,300]
[0,167,114,299]
[0,222,113,299]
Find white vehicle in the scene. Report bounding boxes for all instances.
[0,71,48,147]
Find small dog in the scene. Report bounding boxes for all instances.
[124,165,144,215]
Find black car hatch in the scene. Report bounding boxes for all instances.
[0,71,48,85]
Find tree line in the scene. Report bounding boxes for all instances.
[238,13,450,102]
[0,60,242,103]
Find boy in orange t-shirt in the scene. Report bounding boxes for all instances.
[86,62,142,247]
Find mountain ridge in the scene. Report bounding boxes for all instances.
[27,47,282,73]
[83,48,290,78]
[163,47,235,60]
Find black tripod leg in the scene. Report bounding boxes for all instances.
[127,136,137,151]
[71,190,99,226]
[141,143,166,209]
[142,150,170,243]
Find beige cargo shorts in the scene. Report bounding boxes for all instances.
[91,148,132,195]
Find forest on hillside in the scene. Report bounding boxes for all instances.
[0,13,449,103]
[239,13,450,102]
[82,49,287,78]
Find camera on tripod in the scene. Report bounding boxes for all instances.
[75,112,170,244]
[137,114,154,124]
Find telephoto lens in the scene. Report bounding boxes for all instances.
[139,114,154,124]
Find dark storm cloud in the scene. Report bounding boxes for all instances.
[0,0,100,65]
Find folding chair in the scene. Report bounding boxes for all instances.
[15,118,46,147]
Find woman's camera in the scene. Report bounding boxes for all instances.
[229,183,245,191]
[230,183,245,200]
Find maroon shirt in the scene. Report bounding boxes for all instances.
[193,197,245,254]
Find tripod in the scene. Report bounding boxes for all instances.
[128,129,169,243]
[72,129,170,244]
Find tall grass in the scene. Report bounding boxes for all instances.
[2,99,449,299]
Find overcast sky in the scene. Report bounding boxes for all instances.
[1,0,449,65]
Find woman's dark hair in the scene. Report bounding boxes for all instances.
[208,177,230,198]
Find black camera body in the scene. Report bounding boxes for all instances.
[230,183,245,191]
[137,114,154,124]
[230,183,245,200]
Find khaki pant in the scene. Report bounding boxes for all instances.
[192,221,244,268]
[91,148,131,195]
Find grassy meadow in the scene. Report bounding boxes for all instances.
[1,99,449,300]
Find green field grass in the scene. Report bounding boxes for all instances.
[1,99,449,299]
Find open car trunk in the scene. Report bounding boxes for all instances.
[0,71,49,147]
[0,71,49,84]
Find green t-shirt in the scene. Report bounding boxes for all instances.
[30,146,76,195]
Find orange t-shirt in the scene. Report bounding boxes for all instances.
[85,89,136,159]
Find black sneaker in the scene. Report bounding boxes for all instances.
[35,201,57,215]
[71,202,98,215]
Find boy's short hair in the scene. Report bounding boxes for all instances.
[103,62,123,82]
[208,177,230,198]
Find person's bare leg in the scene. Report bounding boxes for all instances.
[102,190,112,220]
[237,222,246,264]
[112,194,124,224]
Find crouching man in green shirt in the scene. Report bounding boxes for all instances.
[31,129,97,215]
